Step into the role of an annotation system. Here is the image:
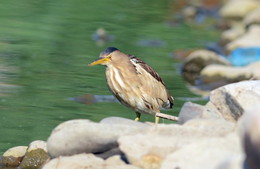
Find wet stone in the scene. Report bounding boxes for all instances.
[0,156,23,168]
[19,149,49,169]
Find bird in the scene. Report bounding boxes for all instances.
[88,47,174,123]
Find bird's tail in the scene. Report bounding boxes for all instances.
[163,95,174,109]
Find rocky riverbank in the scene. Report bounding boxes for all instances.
[177,0,260,95]
[1,80,260,169]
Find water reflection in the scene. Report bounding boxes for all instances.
[0,57,18,97]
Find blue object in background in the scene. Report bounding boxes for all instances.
[228,47,260,66]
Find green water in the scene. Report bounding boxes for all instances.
[0,0,218,154]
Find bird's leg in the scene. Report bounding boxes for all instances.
[134,112,141,121]
[155,116,160,124]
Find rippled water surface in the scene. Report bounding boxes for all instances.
[0,0,218,153]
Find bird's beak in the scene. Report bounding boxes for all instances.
[88,57,110,66]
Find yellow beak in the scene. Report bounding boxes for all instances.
[88,57,110,66]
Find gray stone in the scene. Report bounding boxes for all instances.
[202,80,260,122]
[178,102,204,124]
[42,153,140,169]
[47,118,150,158]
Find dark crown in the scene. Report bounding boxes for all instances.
[100,47,118,57]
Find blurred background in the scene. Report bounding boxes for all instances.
[0,0,221,153]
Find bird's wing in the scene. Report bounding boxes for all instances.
[129,55,174,108]
[129,55,166,86]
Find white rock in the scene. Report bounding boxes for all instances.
[3,146,28,158]
[42,153,140,169]
[202,80,260,122]
[118,121,235,169]
[27,140,47,152]
[42,154,104,169]
[244,6,260,26]
[178,102,204,124]
[200,64,253,83]
[201,61,260,84]
[47,118,150,158]
[221,25,245,44]
[216,154,245,169]
[161,133,243,169]
[226,25,260,52]
[220,0,260,19]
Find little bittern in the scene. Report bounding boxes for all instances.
[89,47,174,123]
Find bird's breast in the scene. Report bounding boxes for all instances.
[106,66,143,106]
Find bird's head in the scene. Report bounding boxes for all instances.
[88,47,118,66]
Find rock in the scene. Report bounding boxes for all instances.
[200,61,260,87]
[247,61,260,79]
[42,153,140,169]
[47,118,150,158]
[0,146,28,167]
[0,156,22,167]
[201,80,260,122]
[226,25,260,52]
[95,147,122,159]
[118,121,235,169]
[200,64,252,84]
[100,117,149,128]
[244,7,260,26]
[242,105,260,169]
[220,0,260,19]
[178,102,204,124]
[216,154,245,169]
[161,133,242,169]
[220,25,245,45]
[27,140,47,152]
[201,101,223,119]
[182,50,230,85]
[184,118,236,135]
[105,155,141,169]
[3,146,27,158]
[42,153,104,169]
[19,140,49,169]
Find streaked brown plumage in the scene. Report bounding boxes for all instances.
[89,47,174,123]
